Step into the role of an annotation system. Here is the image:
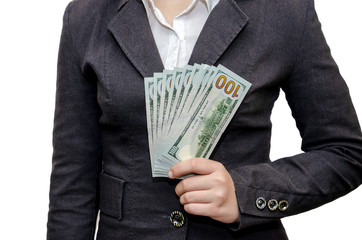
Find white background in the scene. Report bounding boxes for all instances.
[0,0,360,239]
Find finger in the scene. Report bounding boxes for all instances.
[175,174,212,196]
[169,158,221,179]
[179,190,213,205]
[185,203,239,224]
[183,203,217,218]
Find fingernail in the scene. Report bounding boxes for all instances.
[168,170,173,178]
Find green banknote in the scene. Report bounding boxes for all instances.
[145,64,251,178]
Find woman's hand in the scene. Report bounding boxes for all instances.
[168,158,240,224]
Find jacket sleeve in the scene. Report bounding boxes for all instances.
[47,2,101,239]
[229,0,362,230]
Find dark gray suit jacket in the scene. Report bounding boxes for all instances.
[47,0,362,239]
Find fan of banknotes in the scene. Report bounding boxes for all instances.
[144,64,251,178]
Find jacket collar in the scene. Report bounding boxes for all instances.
[109,0,249,77]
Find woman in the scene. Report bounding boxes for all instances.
[47,0,362,239]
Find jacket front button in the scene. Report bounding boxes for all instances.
[170,211,185,227]
[268,199,278,211]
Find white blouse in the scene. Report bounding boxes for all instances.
[142,0,220,70]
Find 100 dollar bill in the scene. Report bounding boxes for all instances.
[153,65,251,177]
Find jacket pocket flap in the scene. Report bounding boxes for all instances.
[99,172,125,220]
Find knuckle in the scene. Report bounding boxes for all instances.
[215,189,224,198]
[175,188,180,196]
[214,175,227,185]
[179,196,184,205]
[175,184,182,196]
[181,179,189,191]
[183,193,191,203]
[180,195,186,204]
[190,158,198,169]
[214,161,223,169]
[215,190,227,202]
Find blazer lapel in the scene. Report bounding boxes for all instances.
[108,0,164,77]
[189,0,249,66]
[108,0,248,77]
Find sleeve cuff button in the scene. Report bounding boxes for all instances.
[256,197,266,210]
[268,199,278,211]
[278,200,289,211]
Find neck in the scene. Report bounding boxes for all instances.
[153,0,194,26]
